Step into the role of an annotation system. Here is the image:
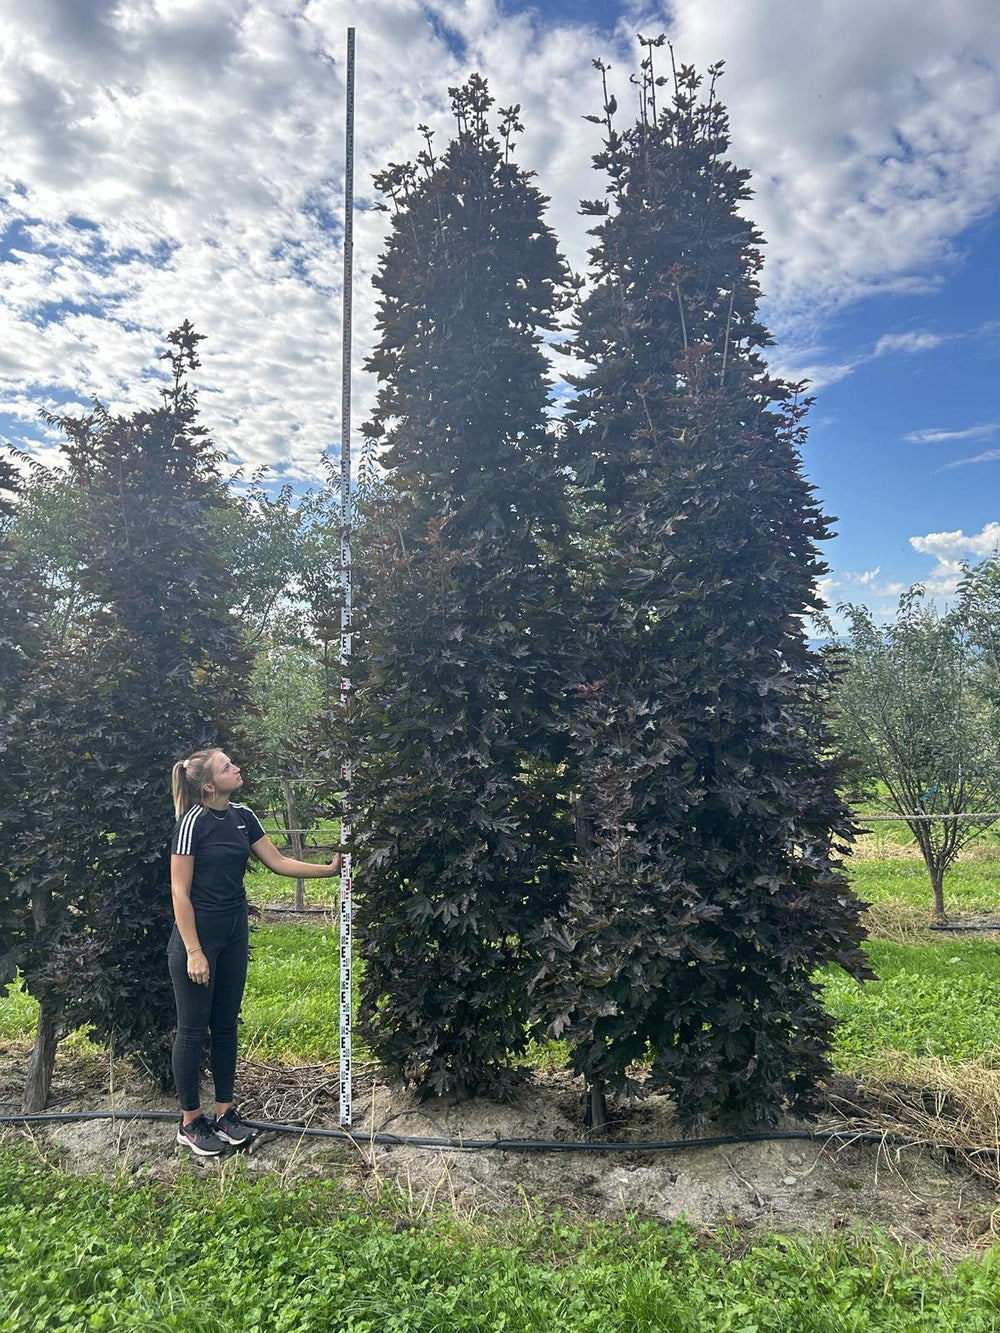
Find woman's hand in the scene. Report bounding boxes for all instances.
[187,948,210,986]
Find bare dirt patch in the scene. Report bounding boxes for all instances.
[2,1043,997,1256]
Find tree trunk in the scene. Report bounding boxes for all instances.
[23,1003,57,1112]
[585,1080,608,1132]
[927,862,947,925]
[23,883,59,1111]
[280,778,306,911]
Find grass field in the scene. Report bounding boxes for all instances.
[4,827,1000,1330]
[849,856,1000,916]
[3,1148,1000,1332]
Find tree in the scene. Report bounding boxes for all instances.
[834,588,1000,923]
[340,77,578,1097]
[531,47,870,1131]
[959,555,1000,710]
[8,323,255,1106]
[4,470,93,648]
[249,621,329,846]
[0,451,45,1005]
[222,472,341,842]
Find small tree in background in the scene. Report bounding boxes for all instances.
[532,47,870,1131]
[834,588,1000,923]
[4,470,93,648]
[340,77,579,1097]
[959,554,1000,711]
[223,474,341,844]
[9,324,255,1106]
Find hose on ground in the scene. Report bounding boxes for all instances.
[0,1109,995,1157]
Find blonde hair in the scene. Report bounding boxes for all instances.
[171,748,221,819]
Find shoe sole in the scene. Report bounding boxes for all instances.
[176,1129,225,1156]
[215,1129,252,1145]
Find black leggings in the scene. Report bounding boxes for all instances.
[167,906,249,1113]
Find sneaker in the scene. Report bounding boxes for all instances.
[177,1114,227,1157]
[213,1106,253,1146]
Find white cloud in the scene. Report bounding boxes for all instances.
[873,331,943,357]
[774,325,944,389]
[647,0,1000,351]
[909,522,1000,597]
[906,422,1000,443]
[813,567,910,618]
[772,355,862,391]
[815,576,836,607]
[841,568,907,598]
[846,568,880,587]
[0,0,475,475]
[910,523,1000,559]
[938,449,1000,471]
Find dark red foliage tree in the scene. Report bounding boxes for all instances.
[531,47,871,1131]
[0,451,45,1009]
[7,324,255,1105]
[343,77,578,1097]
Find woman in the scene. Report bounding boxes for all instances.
[169,747,340,1157]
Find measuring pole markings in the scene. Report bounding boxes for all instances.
[339,25,356,1128]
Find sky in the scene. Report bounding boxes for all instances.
[1,0,998,627]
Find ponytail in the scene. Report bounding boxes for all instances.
[172,748,219,819]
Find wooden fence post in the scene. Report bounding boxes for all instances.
[280,777,306,911]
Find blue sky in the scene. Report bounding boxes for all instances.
[0,0,997,625]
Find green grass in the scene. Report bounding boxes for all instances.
[7,850,1000,1325]
[246,812,341,907]
[822,939,1000,1068]
[849,858,1000,915]
[241,923,359,1062]
[241,926,1000,1074]
[0,976,37,1042]
[244,861,339,909]
[0,925,353,1063]
[2,1145,1000,1333]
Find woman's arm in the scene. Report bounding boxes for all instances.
[170,853,210,985]
[249,836,341,878]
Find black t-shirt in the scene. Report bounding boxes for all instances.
[170,802,267,913]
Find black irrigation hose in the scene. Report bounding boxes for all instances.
[1,1109,997,1157]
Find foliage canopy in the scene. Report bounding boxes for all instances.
[530,49,870,1130]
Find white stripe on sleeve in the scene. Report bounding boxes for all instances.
[176,806,202,856]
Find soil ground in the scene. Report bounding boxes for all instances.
[2,1042,997,1257]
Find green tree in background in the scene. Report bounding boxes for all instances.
[834,587,1000,923]
[959,555,1000,712]
[532,48,870,1131]
[5,471,92,648]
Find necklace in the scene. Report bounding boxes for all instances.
[205,805,230,821]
